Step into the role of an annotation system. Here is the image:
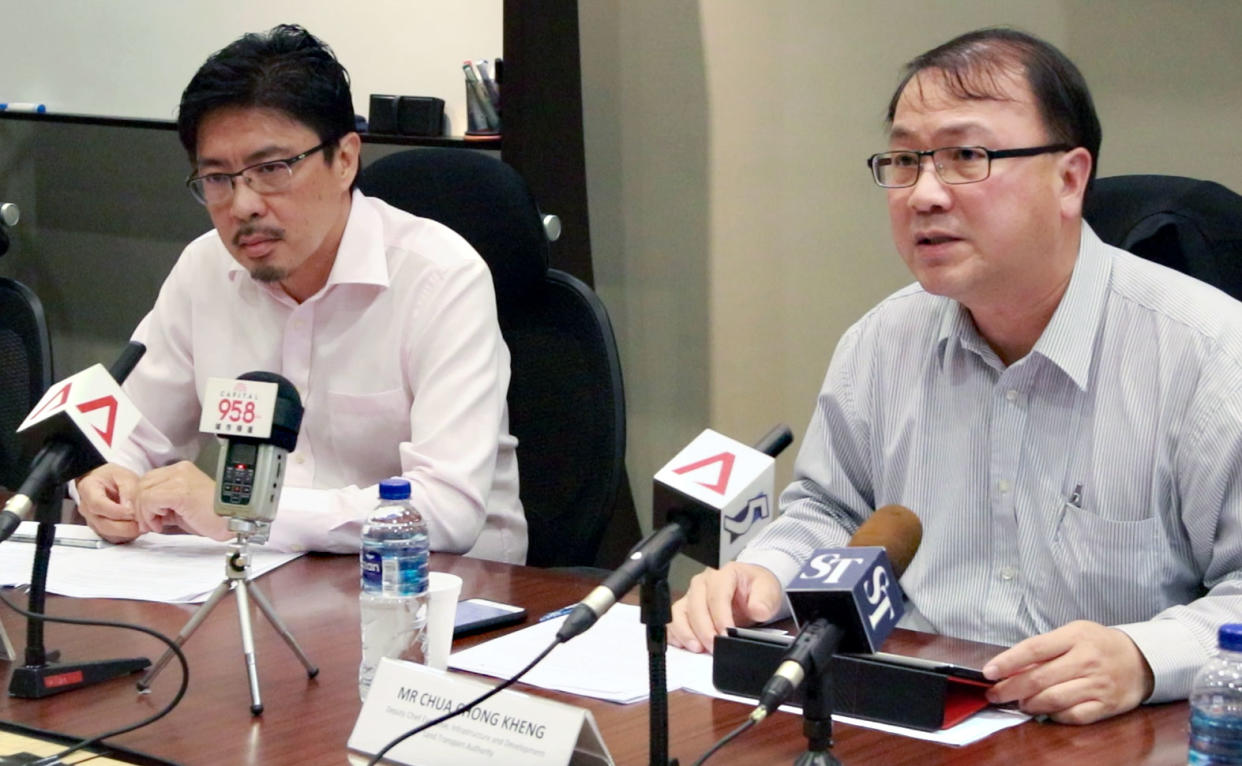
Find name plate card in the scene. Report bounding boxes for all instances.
[348,659,613,766]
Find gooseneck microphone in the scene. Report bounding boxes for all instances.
[556,425,795,643]
[752,505,923,721]
[0,342,147,542]
[5,341,151,699]
[555,523,686,641]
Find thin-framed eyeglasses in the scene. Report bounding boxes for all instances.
[186,141,331,205]
[866,143,1072,188]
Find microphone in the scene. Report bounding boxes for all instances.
[557,425,793,643]
[752,505,922,720]
[0,342,146,541]
[200,372,303,538]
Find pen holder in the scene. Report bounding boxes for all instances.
[464,80,500,138]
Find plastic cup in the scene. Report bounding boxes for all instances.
[424,572,463,670]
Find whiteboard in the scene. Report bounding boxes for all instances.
[2,0,502,134]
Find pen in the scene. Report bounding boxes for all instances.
[1068,484,1083,508]
[537,605,574,623]
[475,59,500,108]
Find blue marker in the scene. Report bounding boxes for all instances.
[0,103,47,113]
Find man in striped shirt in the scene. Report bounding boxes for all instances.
[670,27,1242,724]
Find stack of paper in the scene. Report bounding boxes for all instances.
[0,523,302,603]
[450,604,712,704]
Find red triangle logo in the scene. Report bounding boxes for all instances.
[76,395,119,446]
[672,451,736,495]
[28,380,72,421]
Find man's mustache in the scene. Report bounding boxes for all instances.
[233,225,285,247]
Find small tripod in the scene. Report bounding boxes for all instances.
[137,519,318,714]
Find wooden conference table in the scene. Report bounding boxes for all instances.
[0,552,1192,765]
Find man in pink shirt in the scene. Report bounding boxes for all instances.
[74,25,526,563]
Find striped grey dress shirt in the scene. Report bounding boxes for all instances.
[740,223,1242,703]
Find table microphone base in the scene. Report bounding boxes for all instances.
[9,656,151,698]
[794,751,843,766]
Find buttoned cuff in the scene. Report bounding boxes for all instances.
[1114,619,1209,704]
[265,486,366,554]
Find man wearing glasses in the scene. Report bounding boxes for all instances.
[73,25,526,564]
[670,27,1242,724]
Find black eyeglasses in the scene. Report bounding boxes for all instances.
[186,141,331,205]
[866,143,1072,188]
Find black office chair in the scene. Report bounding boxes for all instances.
[359,149,630,568]
[1084,174,1242,300]
[0,277,53,492]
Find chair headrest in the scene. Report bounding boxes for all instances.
[358,149,549,309]
[1084,174,1242,252]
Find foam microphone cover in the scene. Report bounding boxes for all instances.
[849,504,922,577]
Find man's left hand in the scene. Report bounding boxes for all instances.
[134,461,232,541]
[982,620,1155,724]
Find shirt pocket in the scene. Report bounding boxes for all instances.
[1043,503,1166,625]
[326,388,410,483]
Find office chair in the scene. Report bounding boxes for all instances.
[0,277,53,492]
[1083,174,1242,300]
[359,149,630,568]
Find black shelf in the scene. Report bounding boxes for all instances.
[0,111,490,148]
[0,110,176,131]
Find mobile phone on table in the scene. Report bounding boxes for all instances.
[453,598,528,638]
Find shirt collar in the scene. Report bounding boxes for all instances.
[936,222,1113,388]
[224,190,391,299]
[1027,222,1112,390]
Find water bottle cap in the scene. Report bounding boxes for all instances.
[1219,623,1242,652]
[378,478,412,500]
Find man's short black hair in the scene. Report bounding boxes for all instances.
[885,27,1102,188]
[177,24,355,168]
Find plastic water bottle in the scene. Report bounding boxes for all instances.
[1189,624,1242,765]
[358,478,429,701]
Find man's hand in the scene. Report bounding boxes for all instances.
[669,562,784,654]
[134,461,231,541]
[77,463,143,543]
[983,620,1155,724]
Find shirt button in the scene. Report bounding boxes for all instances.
[999,566,1018,581]
[997,479,1011,493]
[295,455,306,465]
[1006,389,1019,403]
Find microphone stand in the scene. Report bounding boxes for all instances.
[794,627,845,766]
[640,555,679,766]
[627,521,690,766]
[137,519,318,715]
[8,482,151,698]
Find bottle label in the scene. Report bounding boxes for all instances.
[361,540,428,596]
